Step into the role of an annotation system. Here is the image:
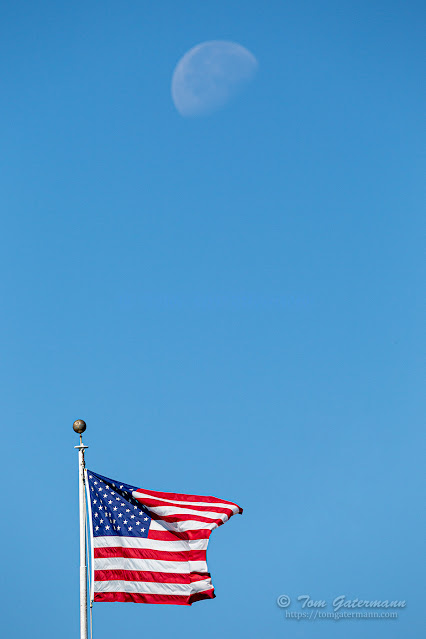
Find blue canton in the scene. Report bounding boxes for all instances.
[86,470,151,538]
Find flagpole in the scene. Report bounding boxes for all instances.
[74,420,89,639]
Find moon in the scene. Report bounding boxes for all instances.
[171,41,258,117]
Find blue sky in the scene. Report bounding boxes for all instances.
[1,1,424,637]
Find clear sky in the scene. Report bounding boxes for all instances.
[1,1,424,638]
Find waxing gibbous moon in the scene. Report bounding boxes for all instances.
[171,41,258,117]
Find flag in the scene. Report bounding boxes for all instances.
[85,470,242,605]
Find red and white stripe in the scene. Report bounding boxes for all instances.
[92,487,242,605]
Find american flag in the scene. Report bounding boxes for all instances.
[86,470,242,605]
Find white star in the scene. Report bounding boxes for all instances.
[89,475,92,478]
[128,526,132,531]
[121,503,125,507]
[94,513,98,518]
[98,505,103,510]
[116,526,120,530]
[123,520,128,525]
[93,500,97,504]
[130,515,135,519]
[105,525,110,530]
[144,517,148,521]
[126,509,130,513]
[108,500,112,504]
[118,513,122,518]
[120,485,123,489]
[94,482,98,485]
[141,528,145,532]
[100,519,103,524]
[103,493,108,498]
[113,506,117,511]
[95,526,99,531]
[139,511,143,516]
[111,492,115,495]
[136,521,140,525]
[116,497,120,501]
[133,506,137,510]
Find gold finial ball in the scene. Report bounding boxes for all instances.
[73,419,86,434]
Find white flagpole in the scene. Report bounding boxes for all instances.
[74,420,89,639]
